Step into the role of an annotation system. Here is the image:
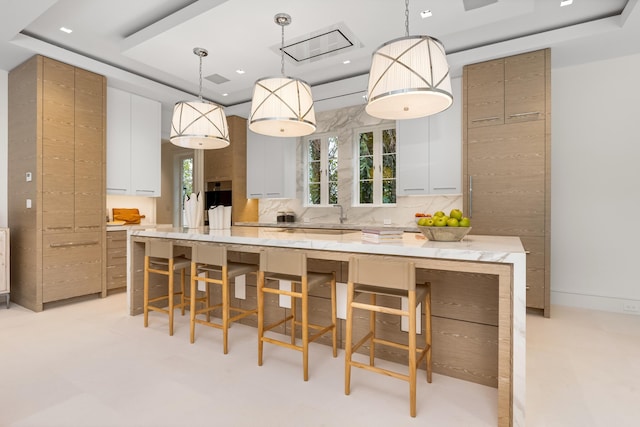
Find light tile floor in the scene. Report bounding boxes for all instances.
[0,293,638,426]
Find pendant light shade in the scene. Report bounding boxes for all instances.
[249,13,316,137]
[366,1,453,120]
[170,100,230,149]
[249,76,316,137]
[170,47,230,149]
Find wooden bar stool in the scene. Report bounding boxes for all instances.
[344,256,432,417]
[257,249,337,381]
[189,244,258,353]
[143,240,192,336]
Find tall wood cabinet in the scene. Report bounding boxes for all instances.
[204,115,258,223]
[8,55,107,312]
[463,49,551,316]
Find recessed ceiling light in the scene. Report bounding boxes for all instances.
[59,27,73,34]
[420,10,433,18]
[343,60,351,65]
[222,93,228,97]
[235,69,245,75]
[560,0,573,6]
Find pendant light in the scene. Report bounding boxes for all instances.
[170,47,230,149]
[366,0,453,120]
[249,13,316,137]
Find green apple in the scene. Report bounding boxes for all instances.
[434,217,447,227]
[449,209,463,221]
[425,218,435,226]
[459,217,471,227]
[434,211,445,217]
[418,217,429,226]
[446,218,459,227]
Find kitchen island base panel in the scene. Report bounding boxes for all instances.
[127,229,524,427]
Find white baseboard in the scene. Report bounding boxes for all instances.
[551,290,640,315]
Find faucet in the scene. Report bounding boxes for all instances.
[333,204,347,224]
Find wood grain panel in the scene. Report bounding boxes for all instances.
[467,120,545,236]
[8,56,43,311]
[466,58,504,128]
[505,50,546,124]
[416,268,498,326]
[521,236,545,309]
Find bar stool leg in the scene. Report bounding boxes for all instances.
[257,271,265,366]
[291,282,297,346]
[222,265,229,355]
[409,289,417,418]
[190,262,197,343]
[345,280,354,395]
[168,259,175,336]
[143,256,150,327]
[180,267,186,316]
[369,293,376,366]
[426,282,433,383]
[331,273,337,357]
[302,277,309,381]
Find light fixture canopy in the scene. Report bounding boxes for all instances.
[249,13,316,137]
[366,0,453,120]
[170,47,230,149]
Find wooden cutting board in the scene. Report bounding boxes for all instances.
[112,208,145,224]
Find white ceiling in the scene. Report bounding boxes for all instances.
[1,0,639,121]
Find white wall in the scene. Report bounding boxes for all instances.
[0,70,7,227]
[551,52,640,313]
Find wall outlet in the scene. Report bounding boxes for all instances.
[622,301,640,313]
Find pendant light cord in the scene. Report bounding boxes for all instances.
[280,22,285,76]
[198,53,204,101]
[405,0,410,37]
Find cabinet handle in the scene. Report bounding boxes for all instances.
[508,111,540,118]
[112,255,127,259]
[471,116,500,123]
[78,225,100,229]
[47,226,73,230]
[266,193,281,197]
[107,188,127,192]
[433,187,457,191]
[50,240,99,248]
[526,285,531,291]
[403,188,425,192]
[248,193,262,198]
[135,190,155,194]
[525,250,531,254]
[468,176,473,218]
[112,274,127,279]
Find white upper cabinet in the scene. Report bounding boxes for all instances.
[106,87,161,197]
[396,77,462,195]
[246,129,295,199]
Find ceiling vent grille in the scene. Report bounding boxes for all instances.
[205,73,230,84]
[277,23,360,63]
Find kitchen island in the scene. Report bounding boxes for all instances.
[127,226,525,426]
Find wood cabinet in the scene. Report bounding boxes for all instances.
[463,49,551,315]
[106,87,161,197]
[467,50,546,128]
[0,228,9,308]
[106,230,127,291]
[396,78,462,195]
[203,115,258,223]
[246,129,296,199]
[8,55,107,312]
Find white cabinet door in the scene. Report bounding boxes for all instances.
[396,117,429,196]
[246,130,295,199]
[106,88,161,197]
[106,87,131,195]
[429,77,462,194]
[130,94,161,197]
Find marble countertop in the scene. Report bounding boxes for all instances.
[129,225,525,264]
[234,221,418,232]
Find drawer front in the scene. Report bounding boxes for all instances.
[107,230,127,249]
[107,264,127,290]
[43,232,102,302]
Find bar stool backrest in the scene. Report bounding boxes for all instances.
[349,257,415,291]
[260,249,306,277]
[145,240,175,260]
[192,244,226,266]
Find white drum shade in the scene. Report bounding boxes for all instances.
[170,100,230,149]
[249,76,316,137]
[366,35,453,120]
